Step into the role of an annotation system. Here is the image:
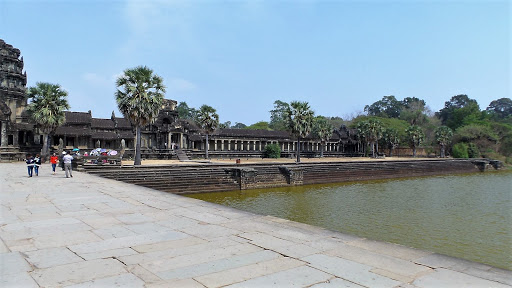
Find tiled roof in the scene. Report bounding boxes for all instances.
[118,131,135,139]
[14,122,33,130]
[115,118,132,128]
[55,126,92,136]
[91,131,118,140]
[91,118,115,129]
[64,111,91,124]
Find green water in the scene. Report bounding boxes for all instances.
[186,171,512,270]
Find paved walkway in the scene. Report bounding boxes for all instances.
[1,163,511,288]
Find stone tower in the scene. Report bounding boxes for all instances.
[0,39,32,159]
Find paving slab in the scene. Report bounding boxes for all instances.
[1,162,510,288]
[413,268,511,288]
[225,265,334,288]
[302,254,401,288]
[30,258,127,287]
[194,257,307,288]
[23,247,83,268]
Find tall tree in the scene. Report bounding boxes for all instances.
[382,127,400,157]
[436,94,480,130]
[435,126,453,158]
[400,97,428,125]
[328,116,344,129]
[364,95,402,118]
[26,82,70,158]
[232,122,247,129]
[219,121,231,129]
[356,121,370,156]
[364,119,383,157]
[486,98,512,120]
[269,100,290,131]
[115,66,166,166]
[406,125,425,157]
[176,101,196,120]
[312,117,334,157]
[285,101,314,163]
[195,105,219,159]
[247,121,270,130]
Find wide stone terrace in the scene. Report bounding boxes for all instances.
[1,162,511,287]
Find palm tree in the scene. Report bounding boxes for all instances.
[312,117,333,157]
[195,105,219,159]
[115,66,166,166]
[435,126,453,158]
[382,127,400,157]
[406,125,425,157]
[356,121,369,156]
[285,101,314,163]
[26,82,70,159]
[356,119,383,157]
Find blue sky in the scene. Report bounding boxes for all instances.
[1,0,510,125]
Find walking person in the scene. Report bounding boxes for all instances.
[34,154,41,176]
[63,151,74,178]
[25,154,34,177]
[50,153,59,175]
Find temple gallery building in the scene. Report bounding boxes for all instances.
[0,38,362,160]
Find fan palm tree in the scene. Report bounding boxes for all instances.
[195,105,219,159]
[382,127,400,157]
[313,117,334,157]
[356,119,383,157]
[406,125,425,157]
[115,66,166,166]
[285,101,314,163]
[435,126,453,158]
[26,82,70,159]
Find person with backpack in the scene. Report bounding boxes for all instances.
[25,154,34,177]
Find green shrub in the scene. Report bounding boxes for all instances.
[467,143,480,158]
[452,143,468,158]
[264,144,281,158]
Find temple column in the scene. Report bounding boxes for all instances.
[0,121,6,147]
[234,140,238,151]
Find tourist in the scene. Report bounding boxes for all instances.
[50,153,59,175]
[34,154,41,176]
[63,152,74,178]
[60,151,66,170]
[25,154,34,177]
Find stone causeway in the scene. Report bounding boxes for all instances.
[1,162,511,287]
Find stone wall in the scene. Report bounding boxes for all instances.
[83,159,494,194]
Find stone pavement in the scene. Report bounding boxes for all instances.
[1,163,511,288]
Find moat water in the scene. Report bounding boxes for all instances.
[187,170,512,270]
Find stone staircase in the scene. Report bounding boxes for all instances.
[82,159,483,195]
[83,165,240,194]
[175,149,190,161]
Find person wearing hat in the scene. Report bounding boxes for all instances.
[63,151,74,178]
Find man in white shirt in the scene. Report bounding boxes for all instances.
[63,152,74,178]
